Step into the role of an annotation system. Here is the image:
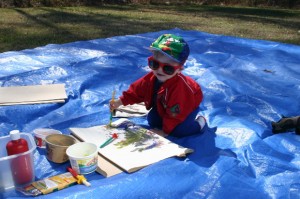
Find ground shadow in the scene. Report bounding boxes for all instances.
[169,126,237,168]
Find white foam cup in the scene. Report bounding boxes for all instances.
[66,142,98,174]
[33,128,62,148]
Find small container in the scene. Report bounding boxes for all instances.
[33,128,62,148]
[45,134,76,164]
[66,142,98,174]
[0,133,36,192]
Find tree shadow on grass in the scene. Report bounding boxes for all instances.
[3,5,300,52]
[5,7,183,52]
[174,5,300,31]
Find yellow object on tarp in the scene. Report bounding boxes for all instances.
[18,172,77,196]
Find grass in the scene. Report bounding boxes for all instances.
[0,4,299,53]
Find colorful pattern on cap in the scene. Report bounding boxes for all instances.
[150,34,190,64]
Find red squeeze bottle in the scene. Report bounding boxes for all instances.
[6,130,33,186]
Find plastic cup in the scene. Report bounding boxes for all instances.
[33,128,62,148]
[66,142,98,174]
[45,134,76,163]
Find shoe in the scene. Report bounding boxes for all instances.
[296,117,300,135]
[271,116,300,134]
[196,115,207,132]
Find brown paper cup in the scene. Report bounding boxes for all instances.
[45,134,76,163]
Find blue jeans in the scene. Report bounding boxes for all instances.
[147,107,202,137]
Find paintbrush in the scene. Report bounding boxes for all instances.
[109,90,116,127]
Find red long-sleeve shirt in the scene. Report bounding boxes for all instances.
[120,72,203,134]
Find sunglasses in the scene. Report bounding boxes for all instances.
[148,56,182,75]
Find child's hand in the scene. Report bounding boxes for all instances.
[150,128,168,137]
[110,98,123,111]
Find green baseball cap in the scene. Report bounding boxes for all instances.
[149,34,190,64]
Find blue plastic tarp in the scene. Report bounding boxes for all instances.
[1,28,300,199]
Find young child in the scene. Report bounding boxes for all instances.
[110,34,206,137]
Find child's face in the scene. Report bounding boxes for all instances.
[151,51,182,82]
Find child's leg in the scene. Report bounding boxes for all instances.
[171,108,205,137]
[147,107,162,129]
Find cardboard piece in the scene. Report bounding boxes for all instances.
[69,119,193,176]
[96,153,123,177]
[0,84,67,105]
